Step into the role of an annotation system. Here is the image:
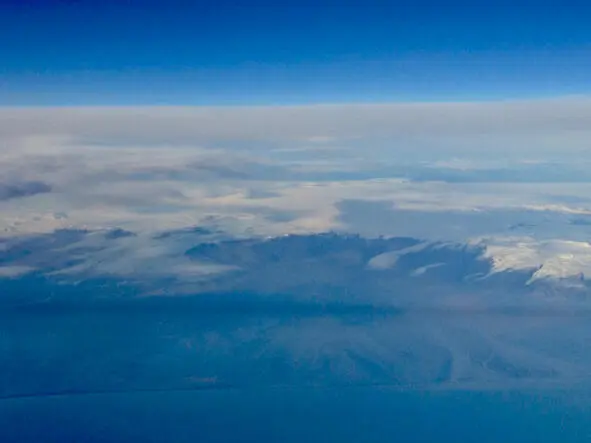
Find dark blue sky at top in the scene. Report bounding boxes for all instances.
[1,0,590,105]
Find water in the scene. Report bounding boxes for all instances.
[1,387,590,442]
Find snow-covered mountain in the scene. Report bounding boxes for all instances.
[1,228,589,306]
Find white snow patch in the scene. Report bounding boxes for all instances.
[366,242,428,270]
[478,237,591,283]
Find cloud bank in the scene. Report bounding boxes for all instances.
[2,97,591,146]
[2,98,591,280]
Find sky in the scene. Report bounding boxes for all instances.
[1,0,591,105]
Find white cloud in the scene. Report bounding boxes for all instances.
[303,135,338,144]
[47,231,237,283]
[0,265,35,278]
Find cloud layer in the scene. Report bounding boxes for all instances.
[3,97,591,145]
[3,98,591,279]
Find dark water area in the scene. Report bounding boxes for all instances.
[1,388,590,443]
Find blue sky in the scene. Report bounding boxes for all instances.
[1,0,590,105]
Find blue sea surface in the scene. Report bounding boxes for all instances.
[1,388,590,442]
